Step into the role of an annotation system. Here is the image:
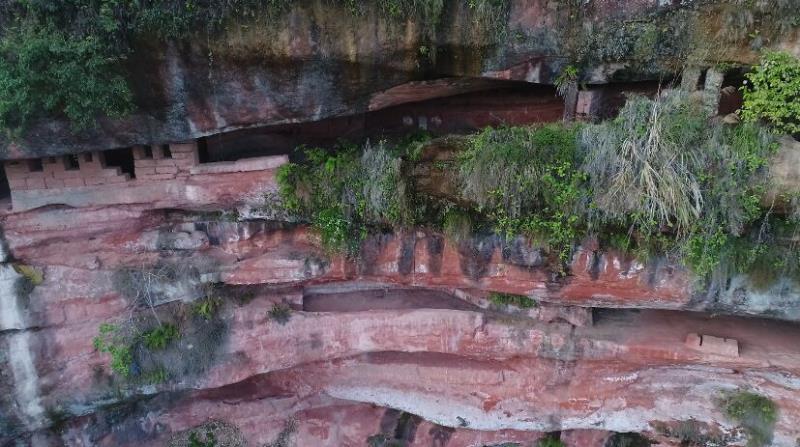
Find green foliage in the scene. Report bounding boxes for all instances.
[0,0,509,132]
[458,124,585,262]
[92,323,134,378]
[537,436,565,447]
[442,207,474,244]
[278,90,783,283]
[583,90,779,281]
[0,23,132,133]
[268,303,292,325]
[13,263,42,299]
[142,324,179,350]
[722,391,778,447]
[12,263,43,285]
[277,139,418,255]
[740,51,800,135]
[555,64,578,97]
[188,431,216,447]
[193,295,222,320]
[489,292,537,309]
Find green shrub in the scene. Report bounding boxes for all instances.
[0,23,132,133]
[722,391,778,447]
[193,295,222,320]
[92,323,134,378]
[740,51,800,135]
[442,207,474,243]
[458,124,586,262]
[277,140,418,255]
[268,303,292,325]
[142,324,179,350]
[537,436,565,447]
[489,292,537,309]
[582,90,779,280]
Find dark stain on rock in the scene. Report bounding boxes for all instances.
[395,411,423,443]
[398,232,417,276]
[458,234,496,280]
[589,250,602,281]
[378,408,403,434]
[501,236,544,269]
[425,234,444,276]
[429,424,455,447]
[358,232,394,276]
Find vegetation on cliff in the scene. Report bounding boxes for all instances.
[722,391,778,447]
[277,89,795,286]
[740,51,800,135]
[0,0,510,134]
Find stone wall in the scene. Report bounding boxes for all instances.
[132,142,197,181]
[4,153,130,192]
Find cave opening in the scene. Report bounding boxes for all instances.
[201,77,668,163]
[103,148,136,179]
[203,78,567,163]
[0,164,10,204]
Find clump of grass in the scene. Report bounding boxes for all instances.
[268,303,292,325]
[582,91,706,237]
[489,292,537,309]
[722,391,778,447]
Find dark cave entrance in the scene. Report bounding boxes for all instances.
[103,147,136,179]
[203,78,566,163]
[0,163,10,202]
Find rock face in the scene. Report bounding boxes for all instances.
[0,0,794,159]
[2,162,800,446]
[1,1,800,446]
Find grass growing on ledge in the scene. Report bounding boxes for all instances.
[277,90,790,286]
[722,391,778,447]
[489,292,537,309]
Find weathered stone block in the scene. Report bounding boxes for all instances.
[63,178,86,188]
[685,333,739,357]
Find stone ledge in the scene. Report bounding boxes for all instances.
[189,155,287,175]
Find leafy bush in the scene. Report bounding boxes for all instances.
[142,324,179,350]
[722,391,778,447]
[277,140,418,255]
[92,323,134,378]
[458,124,586,262]
[740,51,800,135]
[489,292,537,309]
[0,23,132,133]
